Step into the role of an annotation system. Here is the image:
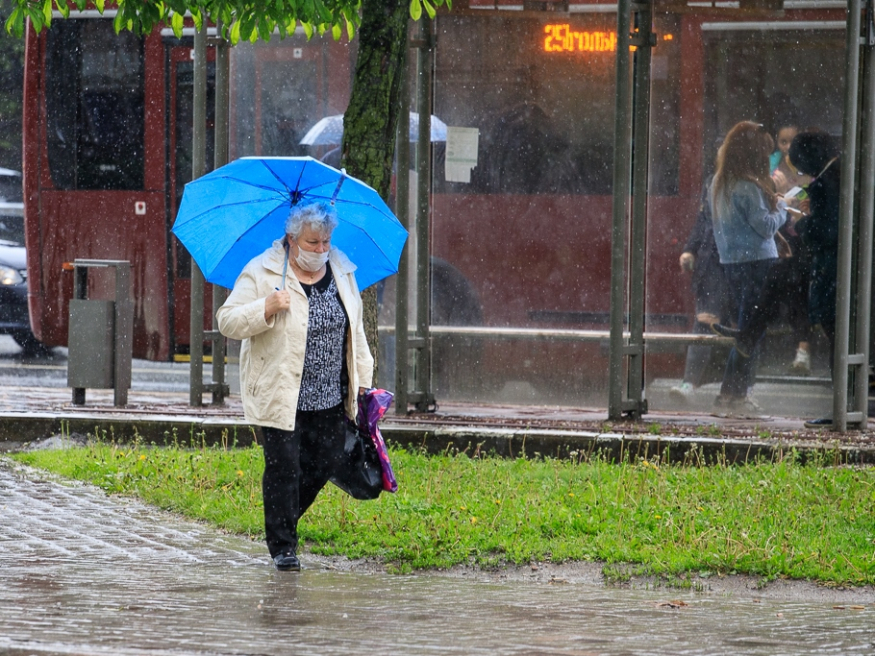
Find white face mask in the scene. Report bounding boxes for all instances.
[295,247,329,272]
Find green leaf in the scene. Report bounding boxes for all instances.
[345,16,354,40]
[229,19,241,45]
[331,22,341,40]
[192,9,203,32]
[94,0,105,12]
[409,0,422,20]
[5,7,25,37]
[112,7,125,33]
[56,0,70,20]
[171,11,184,37]
[43,1,53,28]
[302,21,314,39]
[256,18,272,42]
[422,0,435,19]
[29,6,45,32]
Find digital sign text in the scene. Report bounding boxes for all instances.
[544,25,617,53]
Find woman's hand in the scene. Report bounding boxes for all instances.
[798,198,811,216]
[264,289,290,321]
[772,169,788,190]
[679,252,695,272]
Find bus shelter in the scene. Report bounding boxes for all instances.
[220,0,870,427]
[23,2,870,427]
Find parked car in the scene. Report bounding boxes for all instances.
[0,168,48,355]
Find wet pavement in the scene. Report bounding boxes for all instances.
[1,339,875,654]
[2,459,875,656]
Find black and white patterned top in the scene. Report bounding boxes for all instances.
[297,266,350,412]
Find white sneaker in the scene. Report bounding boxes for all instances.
[669,382,694,401]
[789,349,811,375]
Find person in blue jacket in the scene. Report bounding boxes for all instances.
[708,121,788,414]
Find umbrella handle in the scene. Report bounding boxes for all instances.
[281,241,289,290]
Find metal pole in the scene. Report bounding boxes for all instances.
[608,0,633,419]
[395,34,411,416]
[72,266,88,406]
[852,2,875,428]
[414,17,434,413]
[211,20,230,405]
[189,18,207,407]
[626,0,654,418]
[833,0,862,430]
[113,262,133,407]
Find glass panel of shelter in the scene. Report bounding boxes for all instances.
[423,8,620,406]
[645,12,846,420]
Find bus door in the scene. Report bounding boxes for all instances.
[167,43,216,355]
[29,20,169,360]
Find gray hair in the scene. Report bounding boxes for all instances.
[285,201,339,240]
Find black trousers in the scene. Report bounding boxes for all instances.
[261,404,346,558]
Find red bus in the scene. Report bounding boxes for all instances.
[22,2,848,408]
[23,14,355,362]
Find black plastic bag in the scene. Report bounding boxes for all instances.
[329,420,383,500]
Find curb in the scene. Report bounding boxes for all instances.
[2,412,873,464]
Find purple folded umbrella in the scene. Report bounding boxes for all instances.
[357,388,398,493]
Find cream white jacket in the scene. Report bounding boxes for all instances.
[217,240,374,431]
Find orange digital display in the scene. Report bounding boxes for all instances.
[544,25,617,53]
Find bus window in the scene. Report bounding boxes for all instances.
[45,20,145,191]
[702,24,845,170]
[433,12,683,196]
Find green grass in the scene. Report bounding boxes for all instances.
[11,439,875,585]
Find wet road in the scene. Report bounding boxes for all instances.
[2,461,874,656]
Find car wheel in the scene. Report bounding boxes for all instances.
[11,330,51,357]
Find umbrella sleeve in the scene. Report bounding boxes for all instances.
[359,389,398,493]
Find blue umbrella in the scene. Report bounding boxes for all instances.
[172,157,407,291]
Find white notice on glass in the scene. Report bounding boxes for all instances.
[445,127,479,183]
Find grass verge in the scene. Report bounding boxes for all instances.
[10,437,875,584]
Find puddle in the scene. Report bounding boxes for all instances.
[2,462,873,655]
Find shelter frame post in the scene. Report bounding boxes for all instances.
[394,31,411,415]
[189,20,208,406]
[408,17,436,413]
[850,0,875,429]
[608,0,654,419]
[627,0,655,415]
[834,0,864,429]
[208,20,231,405]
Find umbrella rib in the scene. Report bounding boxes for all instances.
[259,160,294,196]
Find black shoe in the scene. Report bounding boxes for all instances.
[273,552,301,571]
[803,417,833,429]
[710,323,750,358]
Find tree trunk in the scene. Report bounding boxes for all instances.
[340,0,409,386]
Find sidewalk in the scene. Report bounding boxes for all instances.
[4,457,873,656]
[1,382,874,463]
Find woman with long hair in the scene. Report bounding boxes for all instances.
[709,121,789,414]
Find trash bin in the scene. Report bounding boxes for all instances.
[66,260,133,407]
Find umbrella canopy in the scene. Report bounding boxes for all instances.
[299,112,448,146]
[172,157,407,291]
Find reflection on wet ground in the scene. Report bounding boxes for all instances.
[1,462,873,656]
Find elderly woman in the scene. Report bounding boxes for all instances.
[217,201,373,571]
